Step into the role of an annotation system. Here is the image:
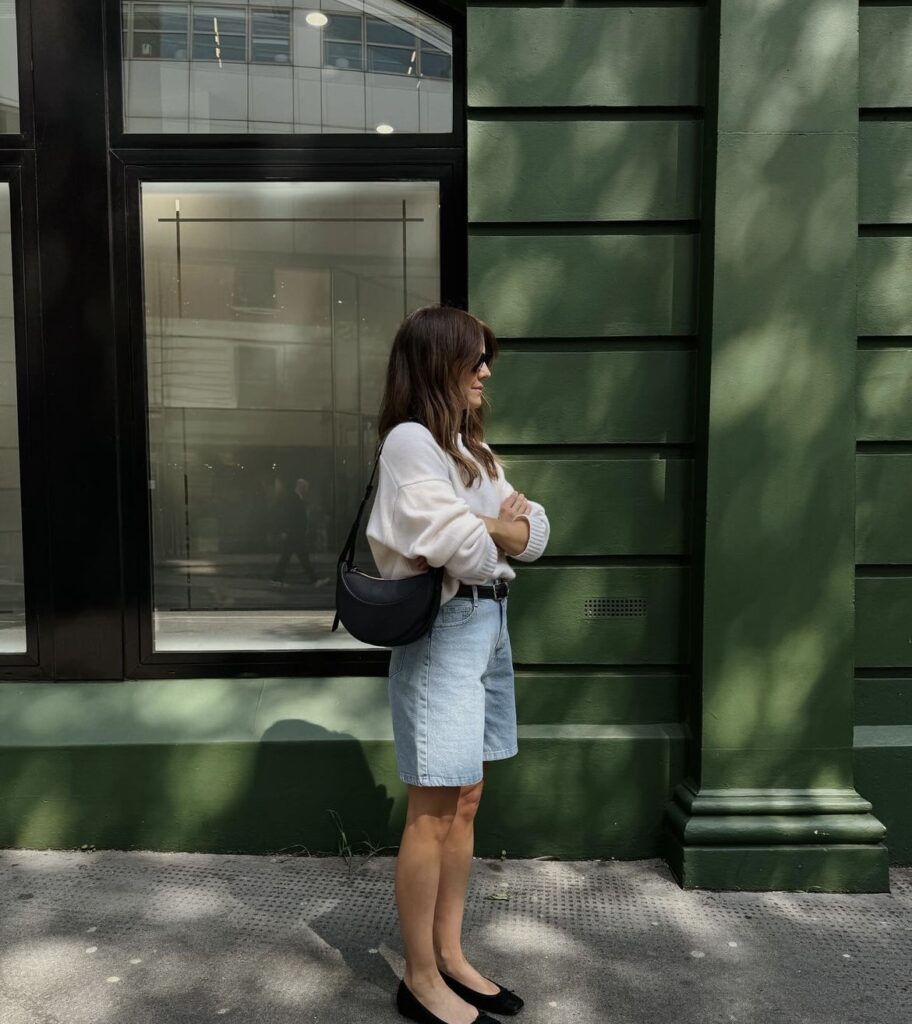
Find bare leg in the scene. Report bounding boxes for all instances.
[397,784,479,1024]
[432,767,499,994]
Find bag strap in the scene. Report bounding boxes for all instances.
[338,437,384,568]
[332,437,384,632]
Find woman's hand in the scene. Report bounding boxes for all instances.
[480,514,531,557]
[499,490,532,522]
[414,555,430,572]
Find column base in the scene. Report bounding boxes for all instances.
[663,782,890,892]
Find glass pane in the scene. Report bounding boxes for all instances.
[139,180,440,652]
[192,31,246,62]
[366,16,415,48]
[251,10,290,65]
[325,41,362,72]
[0,186,25,652]
[134,32,190,60]
[368,45,413,76]
[121,0,453,133]
[0,4,20,133]
[135,5,189,32]
[251,37,290,65]
[193,8,247,35]
[251,11,290,38]
[421,47,451,80]
[325,14,361,43]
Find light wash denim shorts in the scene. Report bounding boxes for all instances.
[387,589,518,787]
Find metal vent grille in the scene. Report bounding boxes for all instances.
[584,597,647,619]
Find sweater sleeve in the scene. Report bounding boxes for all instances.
[380,423,500,582]
[490,453,551,563]
[393,480,500,582]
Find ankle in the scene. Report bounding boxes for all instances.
[404,965,445,992]
[434,947,467,973]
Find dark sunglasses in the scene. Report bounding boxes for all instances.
[470,349,493,374]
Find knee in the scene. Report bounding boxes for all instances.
[455,780,484,825]
[410,812,457,845]
[405,788,460,844]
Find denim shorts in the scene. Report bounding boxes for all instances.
[387,590,518,787]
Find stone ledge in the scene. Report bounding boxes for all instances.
[664,833,891,892]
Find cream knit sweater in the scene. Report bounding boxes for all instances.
[365,421,550,606]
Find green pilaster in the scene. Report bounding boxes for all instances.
[665,0,889,890]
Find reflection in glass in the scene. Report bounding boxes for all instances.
[326,41,362,72]
[140,180,440,651]
[251,11,292,64]
[121,0,453,134]
[366,16,414,47]
[0,5,19,133]
[0,186,25,651]
[191,7,247,62]
[325,14,361,42]
[368,45,412,76]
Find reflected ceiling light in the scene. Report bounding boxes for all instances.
[376,123,394,134]
[305,11,328,27]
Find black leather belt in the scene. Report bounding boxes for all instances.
[456,581,509,601]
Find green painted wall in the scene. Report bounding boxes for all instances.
[468,0,701,864]
[0,0,704,865]
[0,679,682,858]
[854,3,912,866]
[664,0,892,891]
[1,2,910,880]
[0,2,702,863]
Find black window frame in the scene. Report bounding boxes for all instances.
[115,2,462,145]
[0,158,48,682]
[0,2,32,143]
[0,3,51,681]
[112,0,465,679]
[0,0,466,681]
[113,158,463,679]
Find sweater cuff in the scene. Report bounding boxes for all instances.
[477,534,501,579]
[512,513,548,562]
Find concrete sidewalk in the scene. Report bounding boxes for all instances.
[1,850,909,1024]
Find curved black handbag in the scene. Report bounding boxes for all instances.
[331,438,445,647]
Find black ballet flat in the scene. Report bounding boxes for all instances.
[396,979,501,1024]
[439,970,525,1016]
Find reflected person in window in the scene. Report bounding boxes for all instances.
[366,305,550,1024]
[271,477,328,588]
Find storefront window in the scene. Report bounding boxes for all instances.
[0,185,25,652]
[121,0,453,134]
[0,4,19,132]
[139,179,440,652]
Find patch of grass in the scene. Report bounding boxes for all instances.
[328,809,399,877]
[274,811,399,879]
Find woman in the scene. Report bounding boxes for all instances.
[366,305,550,1024]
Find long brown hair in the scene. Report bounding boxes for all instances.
[377,304,501,486]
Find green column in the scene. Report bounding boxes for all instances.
[664,0,889,891]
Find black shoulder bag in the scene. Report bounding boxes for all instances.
[331,438,445,647]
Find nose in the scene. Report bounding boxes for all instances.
[478,362,491,379]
